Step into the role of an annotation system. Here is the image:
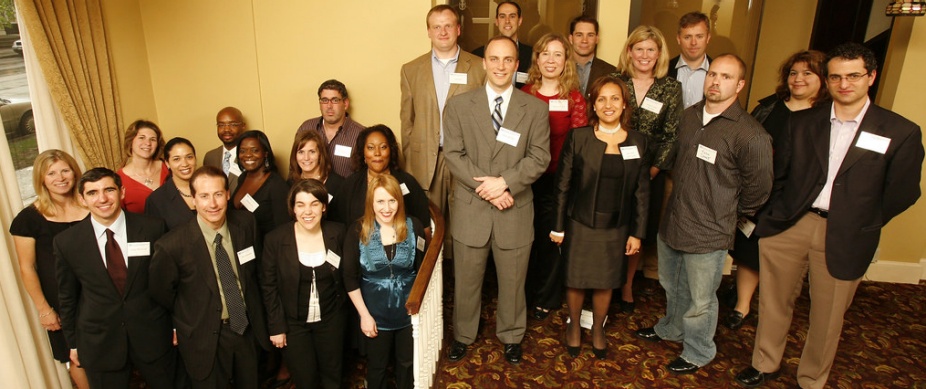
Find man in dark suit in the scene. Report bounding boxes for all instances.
[471,1,533,88]
[667,12,712,108]
[150,166,271,389]
[567,16,616,97]
[734,43,924,389]
[443,35,550,364]
[55,167,175,388]
[203,107,246,193]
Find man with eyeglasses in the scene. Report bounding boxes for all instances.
[295,79,364,178]
[734,42,923,389]
[204,107,246,193]
[471,1,532,88]
[401,4,485,261]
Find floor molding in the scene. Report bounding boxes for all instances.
[864,259,925,284]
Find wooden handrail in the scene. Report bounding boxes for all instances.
[405,201,445,315]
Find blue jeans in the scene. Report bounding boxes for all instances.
[653,235,726,367]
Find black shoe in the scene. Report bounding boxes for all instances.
[634,327,662,342]
[734,366,781,387]
[667,357,700,374]
[504,343,522,364]
[447,341,468,362]
[532,306,551,320]
[725,310,749,330]
[619,300,636,313]
[592,346,607,360]
[566,345,580,358]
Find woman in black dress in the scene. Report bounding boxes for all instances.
[551,75,650,359]
[10,150,90,388]
[231,130,291,237]
[145,137,197,230]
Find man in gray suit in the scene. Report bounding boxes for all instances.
[203,107,246,193]
[442,35,550,365]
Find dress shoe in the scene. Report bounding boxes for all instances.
[447,341,468,362]
[532,306,551,320]
[725,310,749,330]
[734,366,780,387]
[504,343,522,364]
[592,346,607,360]
[619,300,636,313]
[667,357,700,374]
[634,327,662,342]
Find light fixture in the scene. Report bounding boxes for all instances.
[886,1,926,16]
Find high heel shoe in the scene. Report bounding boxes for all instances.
[592,346,607,360]
[564,320,581,358]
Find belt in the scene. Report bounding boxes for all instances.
[809,208,828,218]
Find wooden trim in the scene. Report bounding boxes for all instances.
[406,202,445,315]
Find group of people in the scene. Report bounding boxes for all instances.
[9,2,924,389]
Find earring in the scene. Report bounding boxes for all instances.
[264,158,270,169]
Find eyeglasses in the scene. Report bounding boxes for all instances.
[319,98,343,105]
[826,73,868,83]
[216,122,242,129]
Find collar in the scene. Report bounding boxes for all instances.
[90,210,126,239]
[676,55,709,71]
[830,98,871,124]
[485,83,514,102]
[432,45,461,62]
[197,214,230,243]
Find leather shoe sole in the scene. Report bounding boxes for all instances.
[447,341,468,362]
[734,366,780,387]
[635,327,662,342]
[504,343,522,364]
[667,357,700,374]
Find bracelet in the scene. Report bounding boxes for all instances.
[39,309,54,318]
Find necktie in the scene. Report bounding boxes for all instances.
[105,229,127,295]
[492,96,504,133]
[214,233,249,334]
[222,151,231,175]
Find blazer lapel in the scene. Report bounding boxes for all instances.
[123,216,145,295]
[190,223,221,298]
[448,57,470,98]
[469,90,497,154]
[837,107,883,177]
[77,220,119,295]
[228,218,251,294]
[493,92,527,158]
[281,227,299,289]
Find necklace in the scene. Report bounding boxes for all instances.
[178,190,192,198]
[598,123,621,134]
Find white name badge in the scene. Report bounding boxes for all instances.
[333,145,352,158]
[228,163,242,176]
[496,127,521,147]
[237,246,256,264]
[328,193,334,203]
[549,99,569,112]
[127,242,150,257]
[241,194,260,213]
[640,97,664,114]
[449,73,468,85]
[737,217,756,239]
[400,183,411,196]
[516,72,529,84]
[417,236,426,252]
[696,144,717,164]
[326,250,341,268]
[620,146,641,160]
[855,131,890,154]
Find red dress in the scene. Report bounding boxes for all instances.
[520,86,588,173]
[118,162,169,214]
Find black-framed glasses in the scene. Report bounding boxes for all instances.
[319,98,343,105]
[826,73,868,83]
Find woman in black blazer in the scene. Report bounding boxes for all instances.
[551,75,650,359]
[261,179,347,389]
[145,137,197,230]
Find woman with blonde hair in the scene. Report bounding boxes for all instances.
[521,32,588,320]
[612,25,682,312]
[10,150,90,388]
[117,119,169,213]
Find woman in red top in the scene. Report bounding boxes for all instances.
[520,33,588,320]
[117,120,168,214]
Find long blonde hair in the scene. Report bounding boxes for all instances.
[525,33,579,99]
[360,175,408,245]
[31,150,82,217]
[617,25,670,79]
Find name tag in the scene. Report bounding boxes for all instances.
[417,236,426,252]
[228,163,242,176]
[241,194,260,212]
[516,72,528,84]
[237,246,256,264]
[333,144,352,158]
[449,73,468,85]
[127,242,150,257]
[326,250,341,268]
[496,127,521,147]
[855,131,890,154]
[400,183,411,196]
[328,193,334,203]
[696,144,717,164]
[640,97,664,114]
[620,146,641,160]
[549,99,569,112]
[737,217,756,238]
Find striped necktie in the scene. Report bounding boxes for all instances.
[492,96,504,133]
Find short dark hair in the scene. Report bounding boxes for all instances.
[426,4,459,27]
[825,42,878,75]
[775,50,829,106]
[678,11,710,32]
[587,75,633,131]
[287,178,329,218]
[317,79,348,99]
[163,137,196,160]
[78,167,121,195]
[235,130,277,173]
[353,124,402,172]
[569,16,599,35]
[496,1,521,17]
[189,166,228,196]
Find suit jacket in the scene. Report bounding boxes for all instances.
[149,210,271,380]
[552,126,650,237]
[400,49,485,188]
[443,87,551,249]
[756,103,924,280]
[231,171,292,237]
[585,56,617,96]
[55,212,171,370]
[261,221,346,336]
[203,146,240,193]
[472,41,532,88]
[145,178,196,231]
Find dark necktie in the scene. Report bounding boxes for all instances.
[214,233,249,335]
[105,229,127,295]
[492,96,504,133]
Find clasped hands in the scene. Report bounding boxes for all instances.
[474,176,513,210]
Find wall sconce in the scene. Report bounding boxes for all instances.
[886,1,926,16]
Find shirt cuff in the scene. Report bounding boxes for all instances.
[550,231,564,237]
